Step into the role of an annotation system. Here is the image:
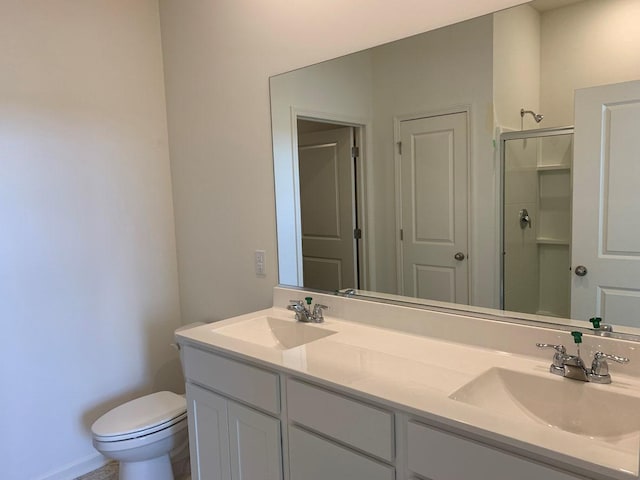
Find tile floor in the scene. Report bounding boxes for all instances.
[74,460,191,480]
[74,462,118,480]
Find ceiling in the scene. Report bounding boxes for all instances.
[530,0,585,12]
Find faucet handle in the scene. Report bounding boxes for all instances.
[312,304,328,323]
[595,352,629,364]
[590,352,629,384]
[536,343,566,354]
[536,343,567,375]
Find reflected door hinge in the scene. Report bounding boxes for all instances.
[397,141,402,155]
[354,228,362,240]
[400,229,404,241]
[351,146,360,158]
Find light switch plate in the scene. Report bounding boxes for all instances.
[255,250,266,276]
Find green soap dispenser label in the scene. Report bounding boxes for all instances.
[571,331,583,344]
[589,317,602,329]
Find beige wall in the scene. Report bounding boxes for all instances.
[493,4,541,131]
[1,2,181,479]
[158,0,526,324]
[541,0,640,126]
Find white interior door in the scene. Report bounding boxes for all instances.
[571,80,640,326]
[299,127,356,291]
[399,112,469,303]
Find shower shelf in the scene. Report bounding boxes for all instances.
[536,237,569,246]
[536,164,570,171]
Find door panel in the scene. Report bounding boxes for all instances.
[414,265,456,303]
[413,130,456,242]
[302,257,343,292]
[399,112,469,303]
[186,383,231,480]
[299,127,356,291]
[572,80,640,324]
[228,401,282,480]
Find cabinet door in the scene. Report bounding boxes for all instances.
[228,401,283,480]
[186,383,232,480]
[289,426,394,480]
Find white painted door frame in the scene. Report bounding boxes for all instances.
[288,108,371,291]
[298,126,356,290]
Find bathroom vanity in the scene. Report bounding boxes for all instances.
[176,287,640,480]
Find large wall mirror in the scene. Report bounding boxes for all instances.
[270,0,640,333]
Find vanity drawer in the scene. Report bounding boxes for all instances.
[183,346,280,414]
[289,426,395,480]
[407,421,586,480]
[286,378,394,461]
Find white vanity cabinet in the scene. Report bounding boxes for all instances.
[181,343,594,480]
[182,346,282,480]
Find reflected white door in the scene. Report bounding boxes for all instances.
[399,112,469,303]
[571,80,640,327]
[299,127,356,291]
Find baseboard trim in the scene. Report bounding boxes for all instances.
[35,453,108,480]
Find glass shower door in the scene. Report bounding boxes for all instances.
[502,130,573,317]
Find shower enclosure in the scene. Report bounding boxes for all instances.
[501,127,573,317]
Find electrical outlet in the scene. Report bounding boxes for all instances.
[255,250,266,276]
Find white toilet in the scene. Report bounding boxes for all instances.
[91,391,188,480]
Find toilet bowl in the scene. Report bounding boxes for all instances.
[92,391,188,480]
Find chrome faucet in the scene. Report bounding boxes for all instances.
[590,352,630,384]
[589,316,614,336]
[537,332,629,384]
[287,297,327,323]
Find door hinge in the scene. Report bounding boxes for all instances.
[354,228,362,240]
[400,229,404,241]
[351,146,360,158]
[397,141,402,155]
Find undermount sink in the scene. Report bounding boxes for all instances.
[450,367,640,440]
[214,316,337,350]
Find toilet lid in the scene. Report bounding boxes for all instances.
[92,391,186,439]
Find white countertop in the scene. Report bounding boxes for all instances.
[176,307,640,480]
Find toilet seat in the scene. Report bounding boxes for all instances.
[92,391,187,442]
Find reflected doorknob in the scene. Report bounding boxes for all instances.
[574,265,588,277]
[454,252,465,261]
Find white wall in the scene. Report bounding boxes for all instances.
[540,0,640,126]
[158,0,526,324]
[493,4,541,131]
[0,2,182,479]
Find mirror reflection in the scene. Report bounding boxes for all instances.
[270,0,640,328]
[502,128,573,318]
